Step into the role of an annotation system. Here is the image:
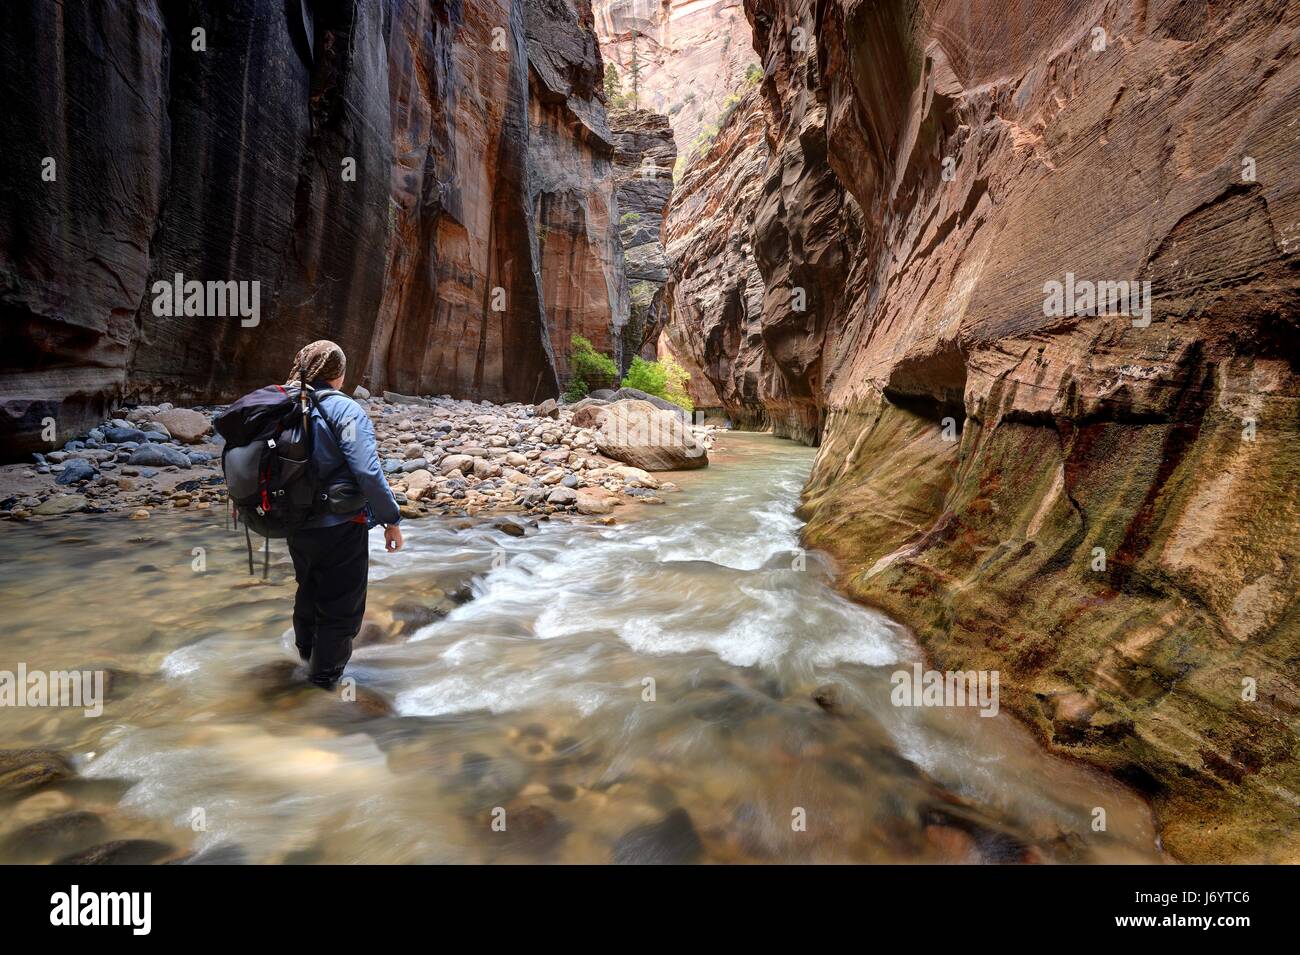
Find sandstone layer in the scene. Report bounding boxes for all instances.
[667,0,1299,860]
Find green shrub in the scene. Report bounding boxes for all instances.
[621,356,666,396]
[562,376,588,403]
[745,63,762,85]
[619,211,643,225]
[569,335,618,391]
[620,356,694,413]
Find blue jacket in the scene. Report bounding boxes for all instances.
[301,382,401,529]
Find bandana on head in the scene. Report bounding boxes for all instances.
[287,340,346,388]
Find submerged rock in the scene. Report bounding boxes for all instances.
[57,839,175,866]
[0,749,74,796]
[612,808,703,865]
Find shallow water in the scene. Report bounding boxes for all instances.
[0,433,1165,863]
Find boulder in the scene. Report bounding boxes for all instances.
[155,408,211,443]
[546,487,577,506]
[610,387,688,418]
[128,444,191,468]
[534,398,559,418]
[439,454,475,475]
[571,400,708,471]
[55,459,97,485]
[574,488,614,515]
[33,495,88,515]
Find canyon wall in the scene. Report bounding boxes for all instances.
[0,0,624,457]
[528,0,630,385]
[610,108,676,363]
[668,0,1300,860]
[592,0,759,152]
[661,88,770,423]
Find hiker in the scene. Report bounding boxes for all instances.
[283,340,402,688]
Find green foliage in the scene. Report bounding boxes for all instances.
[620,356,666,396]
[603,63,621,100]
[570,335,618,388]
[745,63,762,86]
[562,376,588,402]
[619,211,643,225]
[620,356,694,413]
[718,92,742,126]
[668,102,683,116]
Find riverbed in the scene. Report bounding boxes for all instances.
[0,433,1165,863]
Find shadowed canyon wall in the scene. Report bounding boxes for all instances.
[665,0,1300,860]
[610,108,676,363]
[0,0,626,456]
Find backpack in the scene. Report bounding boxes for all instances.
[214,381,346,576]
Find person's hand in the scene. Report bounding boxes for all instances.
[384,524,404,552]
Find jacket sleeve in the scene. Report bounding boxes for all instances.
[326,396,401,525]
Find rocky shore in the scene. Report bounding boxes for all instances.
[0,390,714,524]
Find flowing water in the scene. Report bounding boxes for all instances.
[0,433,1165,863]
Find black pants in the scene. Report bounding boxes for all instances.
[287,520,369,688]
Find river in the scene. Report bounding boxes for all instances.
[0,433,1165,863]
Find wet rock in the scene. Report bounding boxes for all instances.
[812,683,849,715]
[612,808,703,865]
[457,752,529,806]
[175,843,249,865]
[57,839,175,865]
[1053,692,1097,727]
[0,810,108,862]
[33,495,87,515]
[102,426,149,444]
[127,444,190,468]
[492,518,526,537]
[924,824,978,863]
[353,619,396,648]
[55,458,97,485]
[498,804,567,855]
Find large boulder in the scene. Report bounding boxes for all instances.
[572,400,707,471]
[154,408,211,444]
[128,444,191,468]
[609,387,688,418]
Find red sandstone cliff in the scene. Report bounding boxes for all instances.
[0,0,626,456]
[664,0,1300,861]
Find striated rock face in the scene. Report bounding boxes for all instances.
[0,0,626,458]
[592,0,759,150]
[661,88,775,428]
[527,0,629,386]
[667,0,1298,860]
[368,0,557,405]
[609,108,676,363]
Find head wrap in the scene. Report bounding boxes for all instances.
[287,340,346,388]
